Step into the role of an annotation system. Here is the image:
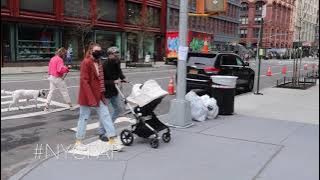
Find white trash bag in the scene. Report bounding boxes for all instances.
[185,91,208,122]
[200,95,219,120]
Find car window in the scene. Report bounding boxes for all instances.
[188,57,214,65]
[221,55,237,65]
[236,56,244,66]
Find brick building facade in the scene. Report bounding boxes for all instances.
[167,0,241,51]
[239,0,295,49]
[1,0,166,67]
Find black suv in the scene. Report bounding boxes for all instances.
[186,52,255,93]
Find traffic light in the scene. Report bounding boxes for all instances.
[196,0,228,15]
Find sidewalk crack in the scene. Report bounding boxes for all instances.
[122,148,151,180]
[200,133,283,147]
[279,124,306,144]
[252,145,284,180]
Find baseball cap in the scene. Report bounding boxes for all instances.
[107,47,120,55]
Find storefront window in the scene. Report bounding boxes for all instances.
[95,31,122,57]
[143,35,155,58]
[2,24,11,62]
[20,0,53,13]
[147,7,160,28]
[126,2,142,25]
[64,0,90,18]
[97,0,118,22]
[127,33,139,62]
[17,25,58,61]
[1,0,7,7]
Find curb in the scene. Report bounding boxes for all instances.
[1,66,173,76]
[1,69,79,76]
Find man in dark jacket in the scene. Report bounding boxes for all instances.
[98,46,126,141]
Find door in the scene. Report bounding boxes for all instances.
[235,55,250,85]
[127,33,139,62]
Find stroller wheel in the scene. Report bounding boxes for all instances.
[120,129,134,146]
[162,132,171,143]
[150,138,159,149]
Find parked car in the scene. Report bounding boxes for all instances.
[186,52,255,94]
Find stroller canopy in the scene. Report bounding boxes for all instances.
[127,80,168,107]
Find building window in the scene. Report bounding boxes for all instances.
[210,19,214,33]
[254,28,260,38]
[241,2,248,11]
[97,0,118,22]
[126,2,142,25]
[64,0,90,18]
[191,0,196,10]
[20,0,54,13]
[256,1,263,11]
[2,23,11,62]
[174,9,179,29]
[95,31,121,57]
[1,0,7,7]
[240,29,247,38]
[147,7,160,28]
[255,16,262,24]
[17,24,58,61]
[240,17,248,24]
[191,17,196,30]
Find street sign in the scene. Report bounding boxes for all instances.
[205,0,227,14]
[259,48,265,56]
[262,5,267,18]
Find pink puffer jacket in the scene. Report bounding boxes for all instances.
[48,55,69,77]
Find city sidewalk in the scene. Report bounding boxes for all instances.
[1,62,168,75]
[9,82,319,180]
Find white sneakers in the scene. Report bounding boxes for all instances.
[74,142,88,151]
[107,138,124,152]
[73,138,124,152]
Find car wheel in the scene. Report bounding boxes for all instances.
[246,76,254,92]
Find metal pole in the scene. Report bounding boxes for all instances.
[167,0,193,128]
[254,18,264,95]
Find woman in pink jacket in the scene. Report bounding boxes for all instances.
[44,48,73,111]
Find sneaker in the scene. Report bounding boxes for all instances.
[43,106,49,112]
[107,138,124,152]
[74,142,88,151]
[99,135,109,142]
[69,105,76,111]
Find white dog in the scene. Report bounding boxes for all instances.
[8,89,48,111]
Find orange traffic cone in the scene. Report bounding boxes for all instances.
[304,64,308,70]
[281,66,287,75]
[167,77,175,95]
[266,66,272,76]
[202,40,209,53]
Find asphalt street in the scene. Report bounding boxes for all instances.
[1,58,318,180]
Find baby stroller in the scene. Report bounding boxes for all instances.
[116,80,171,148]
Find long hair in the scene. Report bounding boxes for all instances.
[55,47,67,57]
[85,42,101,58]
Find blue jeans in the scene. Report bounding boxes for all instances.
[98,95,122,136]
[67,56,72,64]
[76,101,116,140]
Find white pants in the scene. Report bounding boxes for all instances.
[46,75,71,105]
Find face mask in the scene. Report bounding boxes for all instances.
[92,50,102,60]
